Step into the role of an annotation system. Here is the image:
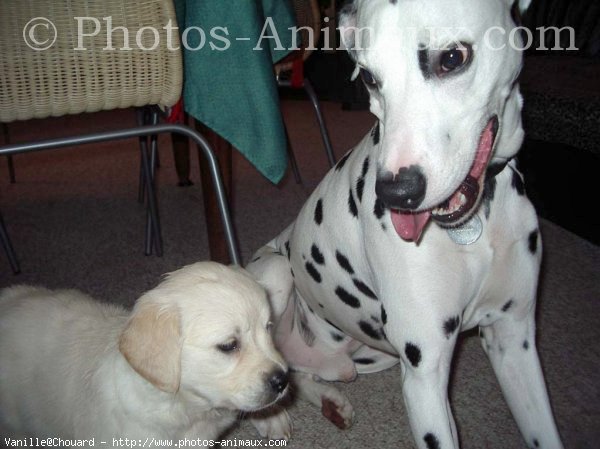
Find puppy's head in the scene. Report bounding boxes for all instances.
[119,262,288,412]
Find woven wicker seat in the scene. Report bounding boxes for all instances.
[0,0,240,272]
[0,0,182,121]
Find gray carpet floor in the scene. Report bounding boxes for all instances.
[0,101,598,448]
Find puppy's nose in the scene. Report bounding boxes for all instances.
[268,369,289,394]
[375,164,426,210]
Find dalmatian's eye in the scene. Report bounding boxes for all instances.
[359,68,378,87]
[217,339,239,353]
[439,44,472,74]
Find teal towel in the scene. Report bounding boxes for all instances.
[174,0,296,183]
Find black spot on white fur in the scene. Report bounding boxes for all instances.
[371,122,380,145]
[511,167,526,195]
[352,278,377,300]
[356,157,370,202]
[311,244,325,265]
[331,332,344,342]
[348,189,358,217]
[443,315,460,338]
[374,197,386,219]
[314,199,323,225]
[336,250,355,275]
[481,172,497,219]
[358,320,382,340]
[523,340,530,350]
[405,342,422,367]
[381,305,387,325]
[305,262,322,283]
[417,45,432,80]
[502,299,514,312]
[335,150,352,171]
[529,229,539,254]
[354,357,375,365]
[356,177,365,203]
[361,156,370,177]
[424,433,440,449]
[335,286,361,308]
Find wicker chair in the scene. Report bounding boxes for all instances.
[0,0,239,273]
[276,0,336,182]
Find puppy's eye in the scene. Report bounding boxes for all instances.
[217,339,238,353]
[266,321,274,333]
[439,44,471,74]
[359,68,378,87]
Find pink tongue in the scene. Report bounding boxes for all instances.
[471,119,496,179]
[390,210,432,242]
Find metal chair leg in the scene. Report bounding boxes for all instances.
[7,155,15,183]
[136,108,149,203]
[0,211,20,274]
[141,145,163,257]
[138,107,161,203]
[3,124,16,183]
[302,79,336,168]
[144,109,163,256]
[284,126,302,184]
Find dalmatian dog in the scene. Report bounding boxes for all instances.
[247,0,564,448]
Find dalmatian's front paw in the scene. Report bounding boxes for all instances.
[250,405,293,441]
[321,391,354,429]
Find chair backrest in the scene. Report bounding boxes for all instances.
[0,0,182,123]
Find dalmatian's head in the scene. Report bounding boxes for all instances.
[339,0,530,242]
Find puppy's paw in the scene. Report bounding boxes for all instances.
[250,405,293,441]
[321,392,354,429]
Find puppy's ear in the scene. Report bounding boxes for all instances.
[119,301,181,393]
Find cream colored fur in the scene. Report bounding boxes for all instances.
[0,262,291,443]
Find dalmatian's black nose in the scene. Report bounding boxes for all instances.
[375,164,427,210]
[267,369,289,393]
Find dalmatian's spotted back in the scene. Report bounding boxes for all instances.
[247,0,563,448]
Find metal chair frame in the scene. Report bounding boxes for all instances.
[0,124,241,273]
[276,0,337,183]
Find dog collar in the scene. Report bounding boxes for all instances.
[487,156,513,179]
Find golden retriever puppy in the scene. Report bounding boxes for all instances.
[0,262,291,442]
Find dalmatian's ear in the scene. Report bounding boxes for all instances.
[507,0,531,14]
[338,0,359,60]
[505,0,531,26]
